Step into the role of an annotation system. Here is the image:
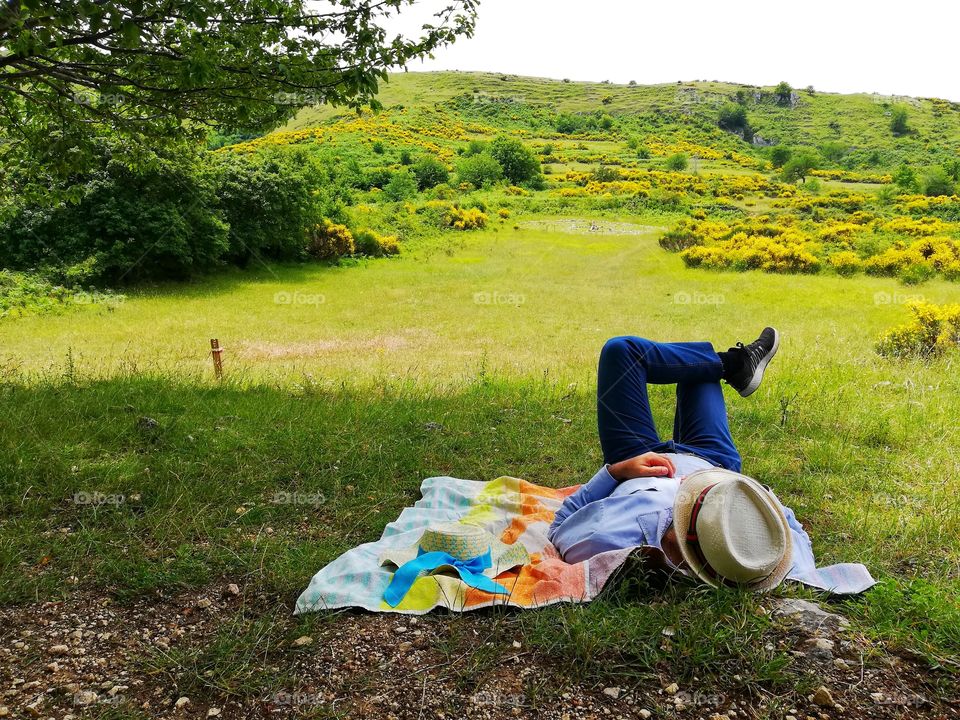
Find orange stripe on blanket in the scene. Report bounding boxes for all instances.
[462,557,588,607]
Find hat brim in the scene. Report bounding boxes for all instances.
[673,469,792,593]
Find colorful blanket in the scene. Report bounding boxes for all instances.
[295,475,638,614]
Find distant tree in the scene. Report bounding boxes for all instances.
[781,150,819,183]
[602,95,614,105]
[820,141,848,164]
[828,120,842,135]
[922,167,955,197]
[456,153,503,188]
[893,164,919,192]
[774,81,793,105]
[0,0,479,204]
[628,80,637,86]
[890,104,911,136]
[770,146,792,168]
[488,135,541,185]
[718,102,749,132]
[734,89,750,105]
[412,156,450,191]
[666,153,689,172]
[599,114,614,130]
[399,150,413,166]
[372,141,386,155]
[462,139,488,157]
[383,168,418,201]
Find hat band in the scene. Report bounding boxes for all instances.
[686,482,775,590]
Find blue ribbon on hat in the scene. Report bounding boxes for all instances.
[383,547,510,607]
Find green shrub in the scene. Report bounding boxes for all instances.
[383,169,419,201]
[769,146,792,168]
[718,103,748,132]
[399,149,413,165]
[0,149,228,284]
[890,104,910,136]
[488,135,541,185]
[412,155,450,190]
[456,152,503,188]
[372,141,386,154]
[665,153,689,172]
[210,149,343,265]
[781,151,819,183]
[922,167,955,197]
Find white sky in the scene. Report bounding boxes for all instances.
[391,0,960,101]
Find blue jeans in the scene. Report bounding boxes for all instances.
[596,336,742,472]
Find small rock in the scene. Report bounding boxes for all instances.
[48,645,70,656]
[661,626,676,637]
[833,658,850,671]
[870,692,884,702]
[175,696,191,709]
[398,642,413,652]
[512,640,521,649]
[787,716,798,720]
[772,598,849,635]
[74,690,99,706]
[196,598,212,609]
[663,682,679,695]
[207,708,222,717]
[602,687,621,700]
[407,617,418,626]
[225,584,240,596]
[0,707,7,717]
[292,636,313,647]
[393,625,407,634]
[45,662,59,673]
[812,686,834,707]
[638,711,651,719]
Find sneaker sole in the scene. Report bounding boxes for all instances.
[738,328,780,398]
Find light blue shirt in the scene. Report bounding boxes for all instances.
[547,455,876,594]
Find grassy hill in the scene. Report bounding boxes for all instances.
[290,71,960,169]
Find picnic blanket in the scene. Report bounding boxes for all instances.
[295,475,638,614]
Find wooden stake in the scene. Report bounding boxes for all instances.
[210,338,224,380]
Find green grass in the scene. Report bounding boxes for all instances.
[2,218,959,679]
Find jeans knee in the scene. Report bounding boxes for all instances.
[601,336,649,360]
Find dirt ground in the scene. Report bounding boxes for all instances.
[1,583,957,720]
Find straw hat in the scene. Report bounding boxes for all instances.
[673,469,792,592]
[379,522,530,577]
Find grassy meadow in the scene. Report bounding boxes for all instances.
[2,72,960,713]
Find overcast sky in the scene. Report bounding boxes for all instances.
[392,0,959,101]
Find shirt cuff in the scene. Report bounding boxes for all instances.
[587,464,620,498]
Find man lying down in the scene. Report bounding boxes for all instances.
[548,329,873,593]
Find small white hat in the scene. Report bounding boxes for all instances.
[673,469,792,593]
[379,522,529,577]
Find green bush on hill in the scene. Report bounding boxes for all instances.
[456,152,503,188]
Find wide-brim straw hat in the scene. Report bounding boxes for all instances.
[379,521,530,577]
[673,469,792,593]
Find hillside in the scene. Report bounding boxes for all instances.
[289,71,960,170]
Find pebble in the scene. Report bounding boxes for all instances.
[602,687,620,700]
[48,645,70,656]
[512,640,522,649]
[870,692,884,701]
[663,682,679,695]
[812,686,834,707]
[73,690,99,706]
[226,584,240,596]
[292,636,313,647]
[638,711,651,719]
[196,598,212,609]
[393,625,407,634]
[0,707,7,717]
[833,658,850,671]
[175,696,191,709]
[207,708,222,717]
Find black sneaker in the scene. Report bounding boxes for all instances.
[724,327,780,398]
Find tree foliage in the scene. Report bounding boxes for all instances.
[488,134,540,185]
[781,150,819,183]
[890,104,911,136]
[0,0,478,202]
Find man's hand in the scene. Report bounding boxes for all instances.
[608,452,676,481]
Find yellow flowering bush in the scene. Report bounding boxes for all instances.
[353,229,400,257]
[828,251,862,276]
[446,206,488,230]
[497,208,511,219]
[681,229,821,273]
[307,219,354,259]
[876,301,960,358]
[882,216,954,237]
